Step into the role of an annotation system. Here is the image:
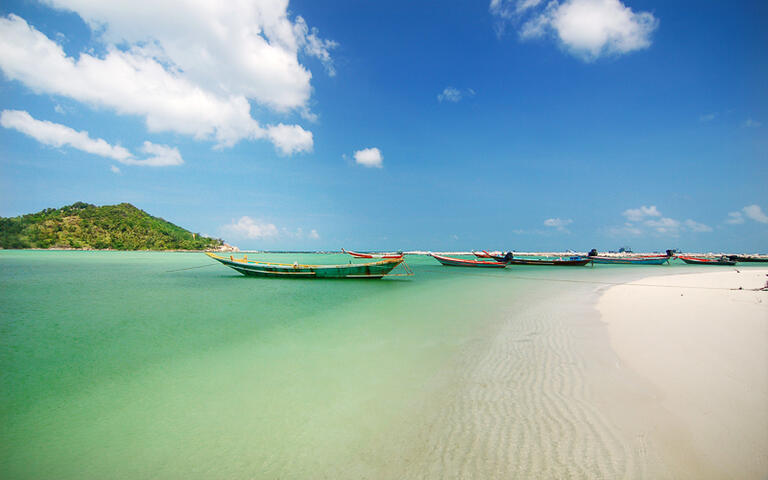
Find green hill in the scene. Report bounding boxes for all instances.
[0,202,224,250]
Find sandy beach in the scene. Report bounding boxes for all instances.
[598,269,768,479]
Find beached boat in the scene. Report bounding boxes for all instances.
[430,253,508,268]
[206,252,406,278]
[677,255,737,266]
[484,252,592,266]
[342,248,403,259]
[727,255,768,263]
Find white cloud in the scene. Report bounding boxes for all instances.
[1,109,183,166]
[644,216,679,235]
[1,109,131,160]
[123,141,183,167]
[492,0,658,61]
[222,216,279,240]
[437,86,476,103]
[743,204,768,224]
[110,165,121,174]
[0,3,332,153]
[353,147,383,168]
[612,205,712,237]
[309,229,320,240]
[684,219,712,233]
[54,104,65,114]
[742,118,762,128]
[698,113,715,122]
[543,217,573,232]
[622,205,660,222]
[726,211,745,224]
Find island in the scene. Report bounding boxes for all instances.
[0,202,236,251]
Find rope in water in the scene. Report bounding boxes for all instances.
[164,263,217,273]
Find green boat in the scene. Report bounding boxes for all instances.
[206,252,408,279]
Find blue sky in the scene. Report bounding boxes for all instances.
[0,0,766,252]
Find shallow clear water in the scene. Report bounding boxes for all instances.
[0,251,753,479]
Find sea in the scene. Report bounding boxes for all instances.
[0,251,755,479]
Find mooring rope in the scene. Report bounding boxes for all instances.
[164,263,217,273]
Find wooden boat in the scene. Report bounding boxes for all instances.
[206,252,406,278]
[430,253,508,268]
[727,255,768,263]
[677,255,737,266]
[588,256,670,265]
[472,251,492,258]
[485,252,591,266]
[342,248,403,259]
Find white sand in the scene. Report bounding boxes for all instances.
[598,269,768,479]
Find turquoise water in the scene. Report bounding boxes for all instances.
[0,252,753,479]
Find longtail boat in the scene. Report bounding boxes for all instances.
[588,256,670,265]
[430,253,508,268]
[342,248,403,259]
[727,255,768,263]
[677,255,737,266]
[206,252,407,278]
[586,249,670,265]
[485,252,591,266]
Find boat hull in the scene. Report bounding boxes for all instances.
[589,256,670,265]
[506,258,591,266]
[678,256,736,266]
[431,254,507,268]
[342,248,403,259]
[207,253,403,278]
[728,255,768,263]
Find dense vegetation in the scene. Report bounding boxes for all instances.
[0,202,224,250]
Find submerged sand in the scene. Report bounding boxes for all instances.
[598,269,768,479]
[394,268,767,479]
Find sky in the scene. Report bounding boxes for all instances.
[0,0,766,252]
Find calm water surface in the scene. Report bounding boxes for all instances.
[0,251,745,479]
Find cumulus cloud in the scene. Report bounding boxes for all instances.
[437,87,475,103]
[110,165,121,174]
[222,216,279,240]
[0,109,182,166]
[683,219,712,233]
[491,0,658,61]
[612,205,712,237]
[543,217,573,232]
[742,204,768,224]
[742,118,762,128]
[0,2,333,153]
[353,147,383,168]
[221,216,319,241]
[698,113,716,122]
[726,211,745,224]
[727,205,768,225]
[622,205,660,222]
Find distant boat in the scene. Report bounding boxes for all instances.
[587,248,671,265]
[430,253,508,268]
[206,252,406,278]
[484,252,592,266]
[342,248,403,259]
[677,255,737,266]
[589,256,670,265]
[727,255,768,263]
